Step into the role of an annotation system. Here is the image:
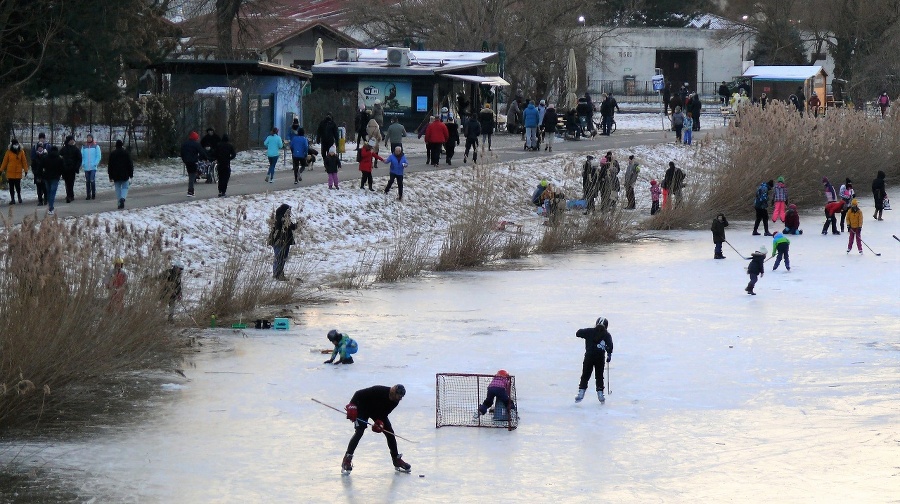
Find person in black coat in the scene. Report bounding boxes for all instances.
[180,131,207,197]
[341,384,410,474]
[31,142,49,205]
[463,113,480,164]
[316,114,340,158]
[215,134,237,197]
[59,135,82,203]
[745,246,767,295]
[689,94,702,131]
[871,170,886,221]
[268,203,297,280]
[575,317,614,403]
[443,116,459,165]
[200,128,221,158]
[43,146,64,214]
[711,213,729,259]
[541,105,558,151]
[107,140,134,209]
[662,82,672,115]
[718,81,730,105]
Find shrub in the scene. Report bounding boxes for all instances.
[377,230,434,283]
[435,168,504,270]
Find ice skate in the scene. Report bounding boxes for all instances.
[393,454,411,473]
[598,390,605,403]
[341,453,353,474]
[575,389,586,403]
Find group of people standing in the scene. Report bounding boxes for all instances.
[1,133,134,213]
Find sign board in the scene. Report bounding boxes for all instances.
[652,74,665,92]
[359,80,412,113]
[416,96,428,112]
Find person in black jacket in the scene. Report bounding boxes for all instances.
[268,203,297,280]
[689,93,702,131]
[341,384,410,474]
[718,81,730,105]
[745,246,767,295]
[541,104,558,152]
[180,131,207,197]
[443,115,459,165]
[871,170,886,221]
[59,135,82,203]
[107,140,134,209]
[317,114,340,157]
[31,141,49,205]
[575,317,614,403]
[43,146,64,215]
[662,81,672,115]
[711,212,729,259]
[463,113,480,164]
[215,134,237,197]
[200,128,221,158]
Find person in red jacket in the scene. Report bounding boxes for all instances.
[358,139,385,191]
[783,203,802,234]
[424,116,449,167]
[822,200,843,235]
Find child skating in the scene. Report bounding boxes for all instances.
[475,370,517,418]
[846,198,864,254]
[772,176,788,223]
[575,317,614,403]
[324,329,358,364]
[711,212,729,259]
[771,232,790,271]
[745,246,766,295]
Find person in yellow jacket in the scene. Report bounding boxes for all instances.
[1,138,29,204]
[845,198,864,254]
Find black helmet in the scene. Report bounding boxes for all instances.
[327,329,340,341]
[595,317,608,329]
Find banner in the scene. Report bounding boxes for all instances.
[359,80,412,113]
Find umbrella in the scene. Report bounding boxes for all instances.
[314,38,324,65]
[565,48,578,111]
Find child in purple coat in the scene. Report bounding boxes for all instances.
[476,370,516,417]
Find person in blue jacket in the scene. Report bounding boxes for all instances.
[324,329,358,364]
[264,127,283,183]
[289,128,309,184]
[81,134,101,200]
[522,101,540,151]
[383,145,408,201]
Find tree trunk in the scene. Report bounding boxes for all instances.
[215,0,241,59]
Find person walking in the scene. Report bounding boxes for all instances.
[383,146,408,201]
[215,134,237,196]
[107,140,134,209]
[424,116,448,167]
[443,115,460,164]
[268,203,298,280]
[31,140,48,205]
[752,180,774,236]
[808,92,821,118]
[845,199,864,254]
[365,118,383,168]
[264,128,283,183]
[43,146,64,215]
[340,384,410,474]
[60,135,82,203]
[358,140,384,191]
[1,139,28,205]
[478,103,495,151]
[289,128,309,184]
[316,113,340,159]
[463,113,480,164]
[574,316,614,403]
[180,131,207,197]
[711,213,729,259]
[671,106,684,143]
[80,134,101,200]
[522,100,540,150]
[324,146,341,190]
[384,117,407,154]
[871,170,886,221]
[878,92,890,118]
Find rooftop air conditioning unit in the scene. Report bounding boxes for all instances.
[336,48,358,62]
[386,47,409,67]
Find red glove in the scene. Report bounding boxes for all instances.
[371,419,384,433]
[345,403,358,422]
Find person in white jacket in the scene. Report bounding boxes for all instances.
[81,134,101,200]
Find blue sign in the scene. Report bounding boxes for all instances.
[416,96,428,112]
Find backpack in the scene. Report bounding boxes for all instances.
[673,113,684,127]
[754,184,768,209]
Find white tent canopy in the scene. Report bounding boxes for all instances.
[442,74,510,87]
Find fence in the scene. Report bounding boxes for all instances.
[586,80,730,103]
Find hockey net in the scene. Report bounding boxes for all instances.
[435,373,518,430]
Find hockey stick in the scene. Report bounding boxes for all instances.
[724,240,750,260]
[311,398,419,443]
[860,239,881,256]
[606,361,611,396]
[893,235,899,243]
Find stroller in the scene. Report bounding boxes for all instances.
[197,159,217,184]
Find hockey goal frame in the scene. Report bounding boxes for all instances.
[435,373,518,430]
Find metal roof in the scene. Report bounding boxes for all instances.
[313,50,497,76]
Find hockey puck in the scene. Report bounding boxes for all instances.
[419,474,425,478]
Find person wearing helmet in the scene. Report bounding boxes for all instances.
[475,369,517,418]
[745,246,767,295]
[324,329,358,365]
[106,258,128,311]
[341,384,410,474]
[575,317,614,403]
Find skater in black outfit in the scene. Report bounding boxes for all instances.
[711,213,728,259]
[575,317,614,403]
[341,384,410,474]
[745,246,767,295]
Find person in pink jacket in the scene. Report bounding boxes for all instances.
[771,176,788,223]
[475,370,516,417]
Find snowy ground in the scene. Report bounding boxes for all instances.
[3,228,898,502]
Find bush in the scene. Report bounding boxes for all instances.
[435,169,504,270]
[377,230,434,283]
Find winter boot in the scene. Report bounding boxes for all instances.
[90,182,96,199]
[118,198,125,209]
[393,453,411,473]
[341,357,354,364]
[341,453,353,474]
[598,390,606,403]
[85,182,91,200]
[575,389,586,403]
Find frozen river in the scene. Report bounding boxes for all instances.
[4,228,899,503]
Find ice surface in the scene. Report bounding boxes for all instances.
[5,228,898,502]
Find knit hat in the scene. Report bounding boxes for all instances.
[189,131,199,141]
[774,232,783,240]
[845,177,852,184]
[650,179,658,185]
[115,139,123,148]
[328,145,336,154]
[393,384,406,398]
[789,204,797,210]
[850,198,858,206]
[777,176,784,182]
[759,246,768,254]
[822,176,829,183]
[65,135,75,144]
[540,179,549,187]
[497,370,509,377]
